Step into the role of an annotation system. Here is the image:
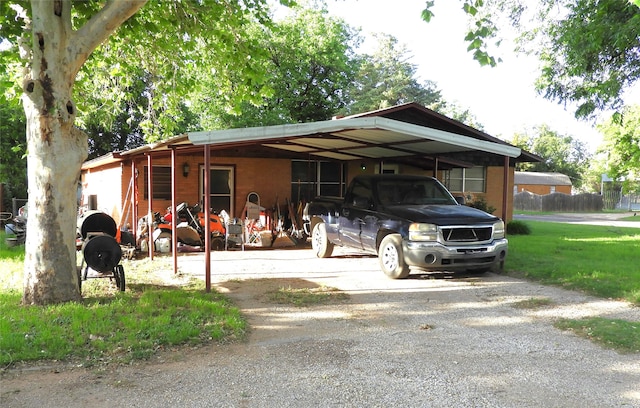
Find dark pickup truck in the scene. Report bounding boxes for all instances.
[306,174,507,279]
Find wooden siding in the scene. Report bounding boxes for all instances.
[514,184,572,195]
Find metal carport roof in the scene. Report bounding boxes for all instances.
[187,116,521,160]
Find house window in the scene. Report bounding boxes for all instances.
[200,166,234,215]
[444,166,486,193]
[550,186,556,193]
[143,166,171,200]
[291,160,346,201]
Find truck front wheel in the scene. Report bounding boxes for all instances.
[312,222,334,258]
[379,234,410,279]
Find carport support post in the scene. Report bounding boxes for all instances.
[502,156,509,223]
[204,145,211,292]
[171,148,178,275]
[147,153,154,260]
[131,160,137,241]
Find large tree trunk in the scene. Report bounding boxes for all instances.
[22,1,86,304]
[21,0,147,305]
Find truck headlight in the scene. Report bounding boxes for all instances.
[409,223,438,242]
[493,220,505,239]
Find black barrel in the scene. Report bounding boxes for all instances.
[79,211,117,239]
[82,232,122,272]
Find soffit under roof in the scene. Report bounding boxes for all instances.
[187,117,522,162]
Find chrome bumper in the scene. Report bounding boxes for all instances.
[403,238,508,270]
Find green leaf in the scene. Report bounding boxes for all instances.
[467,38,482,51]
[421,9,434,23]
[463,3,478,16]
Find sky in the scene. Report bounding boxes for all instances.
[320,0,639,152]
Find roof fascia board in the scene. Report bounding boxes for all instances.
[188,117,521,158]
[378,118,521,158]
[118,134,190,157]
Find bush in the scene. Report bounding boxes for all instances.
[507,220,531,235]
[467,197,496,214]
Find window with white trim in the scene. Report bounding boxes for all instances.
[444,166,486,193]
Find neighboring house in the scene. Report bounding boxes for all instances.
[514,172,572,195]
[80,103,539,236]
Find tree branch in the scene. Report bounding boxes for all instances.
[67,0,148,81]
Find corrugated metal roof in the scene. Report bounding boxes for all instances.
[81,134,191,170]
[514,172,572,186]
[188,117,521,159]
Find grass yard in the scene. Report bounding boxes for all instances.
[0,232,247,367]
[505,221,640,305]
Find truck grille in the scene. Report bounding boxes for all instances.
[441,226,492,242]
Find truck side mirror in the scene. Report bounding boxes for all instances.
[353,196,372,209]
[455,196,466,205]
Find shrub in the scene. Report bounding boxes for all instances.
[507,220,531,235]
[467,197,496,215]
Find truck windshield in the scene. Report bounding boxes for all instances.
[376,179,456,206]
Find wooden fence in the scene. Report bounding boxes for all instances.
[514,191,603,212]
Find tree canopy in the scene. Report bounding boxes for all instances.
[423,0,640,119]
[343,33,443,115]
[598,105,640,182]
[194,5,361,128]
[509,125,591,189]
[0,89,27,209]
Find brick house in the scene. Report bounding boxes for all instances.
[80,103,539,236]
[514,172,572,195]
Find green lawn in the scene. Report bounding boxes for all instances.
[0,232,247,367]
[505,221,640,305]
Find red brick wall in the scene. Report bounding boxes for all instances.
[130,155,291,221]
[438,165,515,221]
[84,157,516,226]
[485,166,514,221]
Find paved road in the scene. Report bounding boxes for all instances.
[514,211,640,228]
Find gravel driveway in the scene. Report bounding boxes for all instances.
[2,246,639,408]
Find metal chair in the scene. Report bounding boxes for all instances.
[225,219,244,251]
[244,192,263,245]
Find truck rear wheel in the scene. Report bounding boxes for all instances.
[312,222,334,258]
[379,234,410,279]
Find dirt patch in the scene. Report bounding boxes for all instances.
[214,278,353,345]
[217,277,326,304]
